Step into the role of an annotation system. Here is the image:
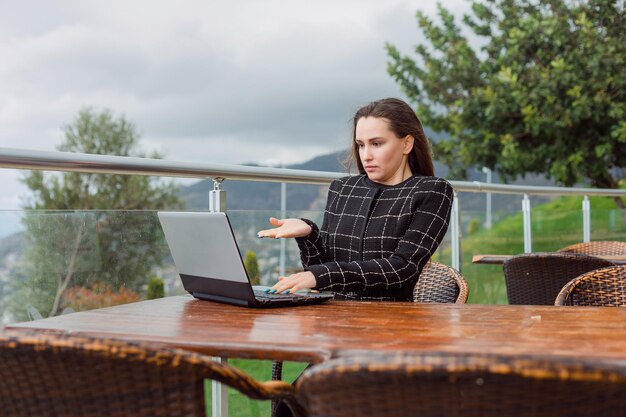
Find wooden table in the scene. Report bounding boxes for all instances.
[7,295,626,363]
[472,254,626,265]
[8,295,626,417]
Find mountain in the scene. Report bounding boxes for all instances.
[179,152,349,211]
[178,151,557,213]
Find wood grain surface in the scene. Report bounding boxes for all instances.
[7,295,626,364]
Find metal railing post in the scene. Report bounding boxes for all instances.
[482,167,492,228]
[522,194,532,253]
[211,357,228,417]
[209,177,228,417]
[209,177,226,212]
[279,181,287,277]
[582,195,591,243]
[451,191,461,270]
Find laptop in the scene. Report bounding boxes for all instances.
[157,211,333,308]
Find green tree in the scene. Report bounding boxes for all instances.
[13,108,183,319]
[386,0,625,207]
[244,251,261,286]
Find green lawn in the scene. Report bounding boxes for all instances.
[204,359,308,417]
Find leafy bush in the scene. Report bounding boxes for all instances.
[467,218,480,235]
[244,251,261,285]
[62,282,141,311]
[146,276,165,299]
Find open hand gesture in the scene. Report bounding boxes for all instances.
[257,217,312,239]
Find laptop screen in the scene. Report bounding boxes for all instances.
[158,211,249,284]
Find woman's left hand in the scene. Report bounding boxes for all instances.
[270,271,316,294]
[257,217,312,239]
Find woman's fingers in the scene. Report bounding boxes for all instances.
[269,217,283,226]
[269,271,316,294]
[257,217,285,238]
[273,280,303,294]
[257,218,282,237]
[256,228,277,238]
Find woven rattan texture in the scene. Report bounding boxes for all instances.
[413,262,469,304]
[297,352,626,417]
[0,332,304,417]
[503,252,615,305]
[558,241,626,256]
[555,265,626,306]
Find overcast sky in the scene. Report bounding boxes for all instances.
[0,0,471,209]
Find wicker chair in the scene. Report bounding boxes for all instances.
[502,252,615,305]
[413,261,469,304]
[296,351,626,417]
[558,241,626,256]
[270,262,468,416]
[555,265,626,306]
[0,331,306,417]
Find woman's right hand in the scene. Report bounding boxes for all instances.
[257,217,312,239]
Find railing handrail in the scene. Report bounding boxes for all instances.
[0,147,625,197]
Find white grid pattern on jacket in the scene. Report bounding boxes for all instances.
[296,174,453,301]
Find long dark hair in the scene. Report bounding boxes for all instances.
[345,98,434,177]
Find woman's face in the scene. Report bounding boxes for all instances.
[355,117,413,185]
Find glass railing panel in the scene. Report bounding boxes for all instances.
[531,208,584,251]
[590,208,626,242]
[1,209,322,325]
[0,209,185,325]
[531,195,626,249]
[2,205,622,324]
[456,207,522,305]
[0,210,27,324]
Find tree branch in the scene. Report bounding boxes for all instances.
[49,221,85,317]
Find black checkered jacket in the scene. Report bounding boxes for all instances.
[296,174,453,301]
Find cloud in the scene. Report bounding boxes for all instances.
[0,0,472,208]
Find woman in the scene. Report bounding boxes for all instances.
[258,97,453,301]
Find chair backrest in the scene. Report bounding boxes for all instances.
[0,331,305,417]
[502,252,615,305]
[558,241,626,256]
[413,262,469,304]
[555,265,626,306]
[296,352,626,417]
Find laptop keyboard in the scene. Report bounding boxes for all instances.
[253,289,303,301]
